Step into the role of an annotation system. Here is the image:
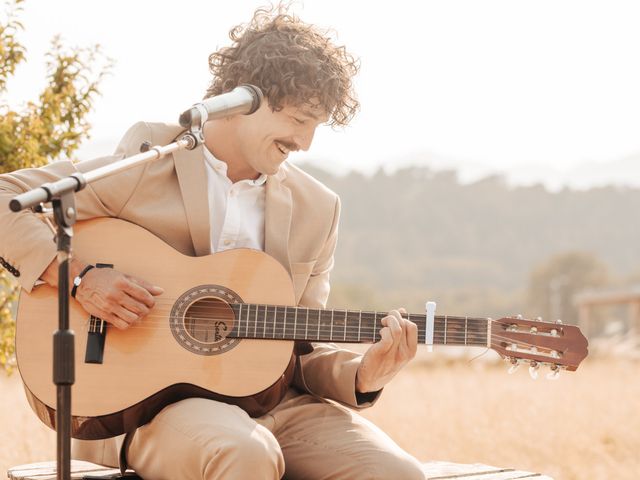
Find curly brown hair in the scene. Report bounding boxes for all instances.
[205,4,359,127]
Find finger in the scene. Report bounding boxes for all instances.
[383,312,402,347]
[377,326,394,353]
[102,310,130,330]
[405,318,418,357]
[119,294,151,320]
[120,277,158,309]
[127,274,164,297]
[112,305,139,326]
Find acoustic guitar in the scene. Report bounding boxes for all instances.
[15,218,588,440]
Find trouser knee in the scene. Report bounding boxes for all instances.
[205,426,284,479]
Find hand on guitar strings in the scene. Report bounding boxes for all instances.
[355,308,418,393]
[74,267,164,330]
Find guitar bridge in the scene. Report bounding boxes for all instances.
[84,263,113,364]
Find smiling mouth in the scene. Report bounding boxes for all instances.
[275,141,290,156]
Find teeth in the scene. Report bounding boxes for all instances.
[276,142,288,155]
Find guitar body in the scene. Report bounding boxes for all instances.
[16,218,296,439]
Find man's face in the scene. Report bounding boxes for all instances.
[226,100,329,177]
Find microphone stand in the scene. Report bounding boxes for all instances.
[9,124,204,480]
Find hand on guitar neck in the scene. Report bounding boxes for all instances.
[40,258,164,330]
[356,308,419,393]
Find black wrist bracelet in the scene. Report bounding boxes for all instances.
[71,264,95,298]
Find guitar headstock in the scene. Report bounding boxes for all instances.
[490,316,588,378]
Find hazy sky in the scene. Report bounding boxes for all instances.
[3,0,640,186]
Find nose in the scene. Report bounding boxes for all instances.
[294,126,316,152]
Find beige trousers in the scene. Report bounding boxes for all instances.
[120,390,425,480]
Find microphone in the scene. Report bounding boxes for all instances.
[179,85,263,128]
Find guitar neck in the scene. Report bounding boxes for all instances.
[229,304,490,347]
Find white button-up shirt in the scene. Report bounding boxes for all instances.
[203,146,266,253]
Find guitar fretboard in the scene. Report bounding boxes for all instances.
[228,304,489,346]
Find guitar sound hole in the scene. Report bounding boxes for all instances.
[183,297,235,344]
[170,284,242,356]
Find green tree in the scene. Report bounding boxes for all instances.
[0,0,112,372]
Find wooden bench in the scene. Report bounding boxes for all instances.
[7,460,554,479]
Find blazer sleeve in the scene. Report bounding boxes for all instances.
[0,122,152,291]
[293,195,382,409]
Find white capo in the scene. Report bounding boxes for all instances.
[425,301,437,352]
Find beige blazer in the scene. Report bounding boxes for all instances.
[0,122,379,465]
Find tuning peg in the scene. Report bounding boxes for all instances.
[546,365,561,380]
[516,314,523,319]
[507,358,521,374]
[535,316,542,321]
[528,361,539,380]
[555,319,563,324]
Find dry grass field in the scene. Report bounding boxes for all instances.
[1,353,638,479]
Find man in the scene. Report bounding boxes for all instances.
[0,6,425,479]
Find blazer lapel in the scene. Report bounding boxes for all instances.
[173,146,211,256]
[265,169,292,275]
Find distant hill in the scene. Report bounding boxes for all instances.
[299,164,640,316]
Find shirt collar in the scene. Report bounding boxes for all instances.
[203,145,267,187]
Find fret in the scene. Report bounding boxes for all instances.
[259,304,268,339]
[283,306,287,339]
[269,305,279,339]
[244,303,256,338]
[283,306,295,339]
[305,307,309,339]
[253,303,258,338]
[358,310,362,342]
[464,317,468,345]
[330,308,346,342]
[306,308,319,341]
[244,304,250,338]
[294,306,298,340]
[316,309,321,340]
[319,310,332,341]
[330,309,334,340]
[343,310,347,341]
[444,315,448,345]
[249,303,258,339]
[444,317,466,345]
[466,318,487,346]
[345,310,360,343]
[236,303,242,337]
[274,306,278,339]
[235,303,242,337]
[407,313,417,342]
[373,312,381,343]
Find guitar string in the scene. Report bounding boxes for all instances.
[82,312,492,329]
[80,320,556,353]
[80,314,561,353]
[83,310,542,332]
[119,299,550,327]
[81,313,486,331]
[79,327,562,362]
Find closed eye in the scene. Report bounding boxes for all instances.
[291,116,306,125]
